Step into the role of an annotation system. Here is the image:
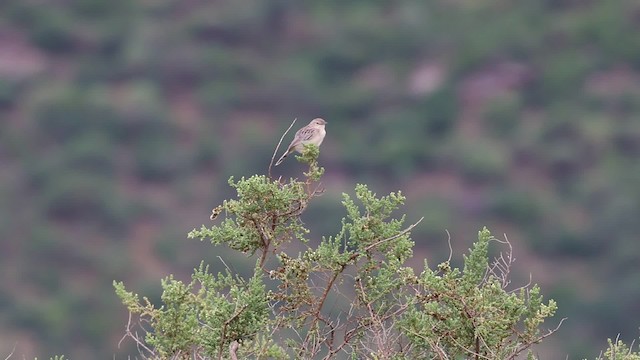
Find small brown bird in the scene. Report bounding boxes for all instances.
[275,118,327,166]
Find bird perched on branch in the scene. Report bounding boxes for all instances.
[275,118,327,166]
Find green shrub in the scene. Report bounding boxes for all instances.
[115,146,559,359]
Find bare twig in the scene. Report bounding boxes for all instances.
[118,312,156,358]
[301,268,344,355]
[487,234,515,288]
[269,118,297,179]
[507,317,566,359]
[325,275,411,359]
[446,335,493,360]
[445,229,453,264]
[355,278,393,357]
[402,329,450,359]
[509,273,533,295]
[3,343,16,360]
[363,217,424,253]
[310,181,326,198]
[217,255,237,275]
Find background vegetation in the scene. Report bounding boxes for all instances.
[1,0,640,358]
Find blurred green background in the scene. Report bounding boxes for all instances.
[1,0,640,358]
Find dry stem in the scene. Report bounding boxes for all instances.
[269,118,297,179]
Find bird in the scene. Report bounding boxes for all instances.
[275,118,327,166]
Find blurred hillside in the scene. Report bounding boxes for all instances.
[1,0,640,358]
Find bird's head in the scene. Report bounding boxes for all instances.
[310,118,327,126]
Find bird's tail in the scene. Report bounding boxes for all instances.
[275,152,288,166]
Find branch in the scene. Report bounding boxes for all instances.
[230,341,239,360]
[355,277,388,356]
[118,312,156,359]
[218,304,250,360]
[362,217,424,253]
[324,274,411,359]
[508,317,566,360]
[445,229,453,264]
[486,234,515,288]
[249,217,271,269]
[269,118,297,179]
[301,268,345,355]
[3,344,15,360]
[402,328,451,360]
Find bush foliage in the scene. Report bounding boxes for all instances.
[115,147,559,359]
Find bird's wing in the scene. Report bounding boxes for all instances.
[276,125,319,166]
[295,126,318,142]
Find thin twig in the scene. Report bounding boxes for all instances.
[269,118,297,179]
[118,312,156,358]
[363,217,424,253]
[217,255,236,275]
[508,317,566,359]
[3,343,16,360]
[445,229,453,264]
[302,267,344,354]
[355,278,391,357]
[486,234,515,288]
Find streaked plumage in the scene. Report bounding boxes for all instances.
[275,118,327,166]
